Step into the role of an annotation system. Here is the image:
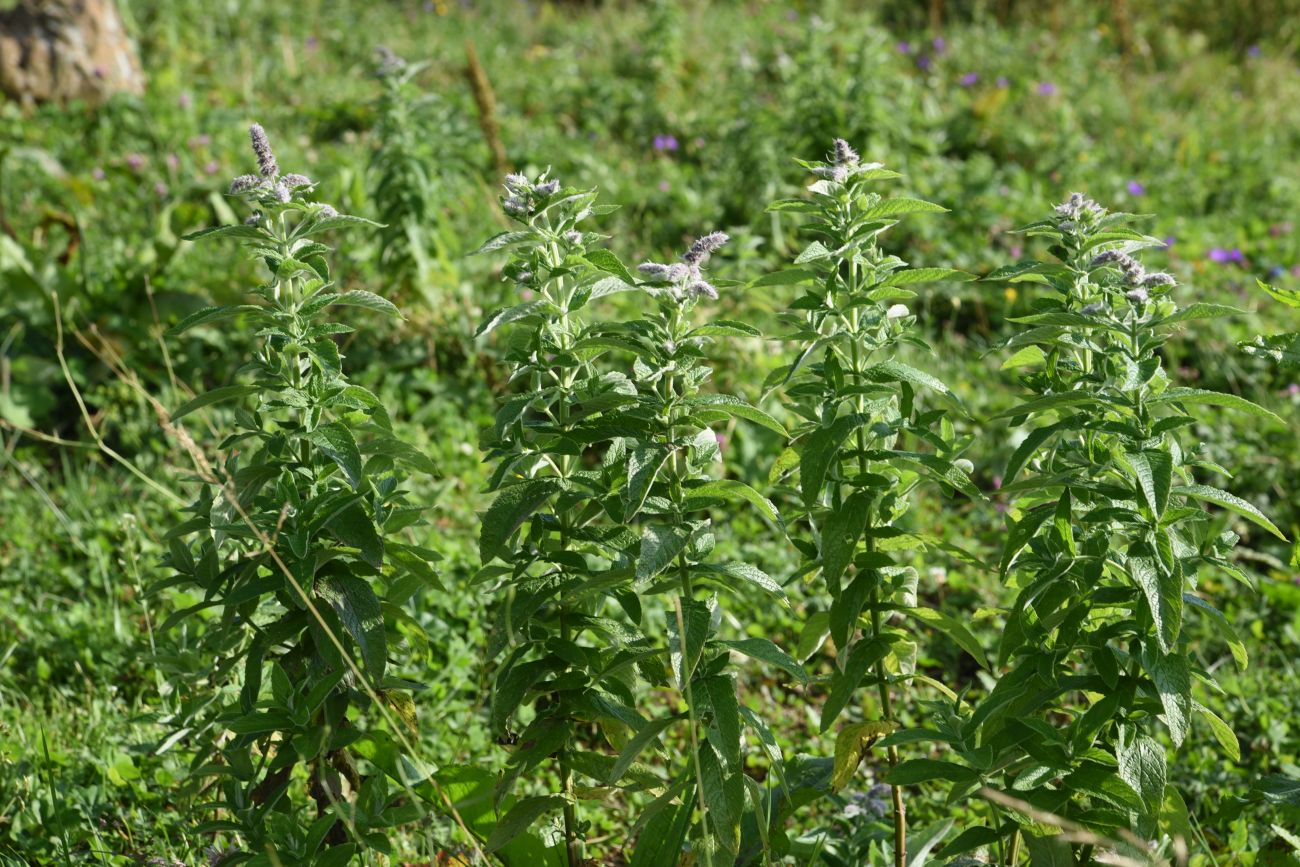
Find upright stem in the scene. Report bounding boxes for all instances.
[847,258,906,867]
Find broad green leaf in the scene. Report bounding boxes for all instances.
[860,197,947,220]
[486,795,567,852]
[905,607,988,669]
[799,413,868,506]
[669,598,711,688]
[715,638,808,684]
[169,304,263,335]
[990,391,1099,420]
[880,267,970,287]
[685,479,780,523]
[171,385,258,420]
[688,394,787,436]
[820,491,870,592]
[821,636,891,730]
[1126,450,1172,518]
[1155,303,1245,326]
[1128,556,1181,654]
[703,676,742,769]
[699,744,744,855]
[310,422,364,489]
[480,478,565,563]
[582,248,637,285]
[865,360,949,393]
[1260,278,1300,309]
[883,759,979,786]
[1176,484,1287,540]
[698,562,786,601]
[1142,648,1192,747]
[471,230,533,256]
[327,503,383,567]
[906,819,957,867]
[1118,731,1166,811]
[1195,702,1241,762]
[1151,388,1285,425]
[624,446,669,519]
[182,223,266,242]
[316,572,386,682]
[328,289,402,318]
[1022,833,1072,867]
[637,524,690,581]
[609,715,680,783]
[1001,345,1047,369]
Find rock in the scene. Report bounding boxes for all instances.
[0,0,145,106]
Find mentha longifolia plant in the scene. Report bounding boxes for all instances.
[931,193,1288,864]
[474,171,795,866]
[762,139,983,867]
[157,124,441,862]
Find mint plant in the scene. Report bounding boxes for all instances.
[157,124,439,862]
[949,194,1288,862]
[474,171,645,866]
[762,140,982,867]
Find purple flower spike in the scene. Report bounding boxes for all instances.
[896,41,913,55]
[959,72,979,87]
[1208,247,1245,264]
[1127,180,1145,196]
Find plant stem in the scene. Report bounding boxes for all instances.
[1007,828,1022,865]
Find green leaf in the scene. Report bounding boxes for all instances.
[990,391,1099,420]
[1176,484,1287,540]
[821,491,870,592]
[1023,833,1072,867]
[880,267,970,287]
[310,422,364,489]
[864,360,949,394]
[582,248,637,285]
[609,715,680,784]
[171,385,258,420]
[1126,450,1172,518]
[699,744,743,855]
[799,413,867,506]
[685,479,780,523]
[1142,648,1192,747]
[316,572,386,682]
[1255,774,1300,806]
[480,478,565,563]
[703,676,742,769]
[831,720,899,791]
[1260,278,1300,309]
[327,502,383,567]
[471,230,533,256]
[904,607,988,669]
[752,268,817,287]
[1151,388,1285,425]
[476,300,550,338]
[860,197,948,220]
[1128,556,1182,654]
[1155,303,1245,326]
[1195,702,1241,762]
[624,446,670,520]
[669,599,711,689]
[1001,345,1047,369]
[821,636,891,730]
[698,562,786,601]
[328,289,402,318]
[688,394,787,436]
[485,795,567,852]
[1117,731,1166,811]
[182,223,266,242]
[906,819,957,867]
[637,524,690,582]
[169,304,263,335]
[883,759,979,786]
[715,638,808,684]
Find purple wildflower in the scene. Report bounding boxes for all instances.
[280,173,313,189]
[653,134,680,152]
[189,134,211,149]
[126,153,145,171]
[228,174,264,195]
[1164,236,1176,249]
[1207,247,1245,264]
[248,124,278,179]
[1036,81,1057,95]
[166,153,180,171]
[959,72,979,87]
[658,180,671,192]
[92,167,105,181]
[896,41,913,55]
[178,93,193,109]
[204,160,220,175]
[996,75,1009,88]
[916,55,933,71]
[1247,44,1262,58]
[1285,383,1300,397]
[1126,180,1145,196]
[932,36,947,54]
[154,182,169,197]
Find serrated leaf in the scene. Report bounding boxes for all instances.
[309,422,364,489]
[1176,484,1287,540]
[715,638,807,684]
[480,478,565,563]
[329,290,402,318]
[1118,732,1166,811]
[883,758,979,785]
[637,524,690,581]
[1128,556,1182,654]
[472,230,533,256]
[1126,450,1172,518]
[316,572,386,682]
[485,795,567,852]
[1195,702,1241,762]
[864,360,949,393]
[879,267,970,287]
[583,248,637,285]
[821,491,870,592]
[169,304,263,335]
[860,197,947,220]
[685,479,779,523]
[172,385,258,420]
[1151,388,1285,425]
[1142,648,1192,747]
